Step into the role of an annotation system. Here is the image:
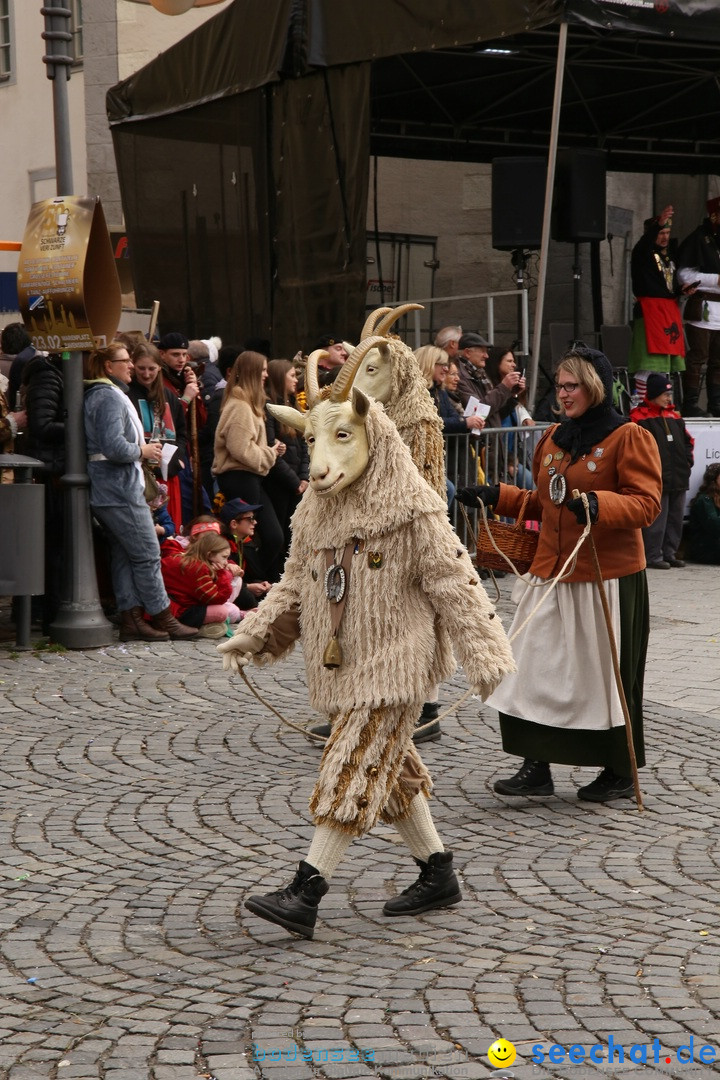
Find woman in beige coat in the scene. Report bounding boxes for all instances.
[212,350,284,579]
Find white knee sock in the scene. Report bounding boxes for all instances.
[306,825,352,880]
[394,796,444,862]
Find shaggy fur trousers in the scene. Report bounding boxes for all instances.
[309,703,433,837]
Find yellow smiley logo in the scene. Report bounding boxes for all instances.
[487,1038,517,1068]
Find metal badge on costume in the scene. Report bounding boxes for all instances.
[549,473,567,505]
[324,564,346,602]
[322,543,356,670]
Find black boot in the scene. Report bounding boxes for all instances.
[577,767,633,802]
[244,860,329,939]
[383,850,461,916]
[707,384,720,418]
[413,701,440,744]
[493,758,553,796]
[308,721,331,739]
[681,389,708,418]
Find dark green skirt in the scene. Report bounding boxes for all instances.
[498,571,648,775]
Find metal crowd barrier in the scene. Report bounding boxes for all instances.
[445,424,550,544]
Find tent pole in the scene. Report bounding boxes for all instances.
[528,19,568,410]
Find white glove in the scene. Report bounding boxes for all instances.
[216,631,264,674]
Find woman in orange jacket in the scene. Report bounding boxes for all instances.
[457,346,662,803]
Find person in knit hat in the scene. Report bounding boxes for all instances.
[630,372,693,569]
[456,344,662,804]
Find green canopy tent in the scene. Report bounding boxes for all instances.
[107,0,720,371]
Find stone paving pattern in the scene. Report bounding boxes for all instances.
[0,564,719,1080]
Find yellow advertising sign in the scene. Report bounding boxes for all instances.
[17,196,122,352]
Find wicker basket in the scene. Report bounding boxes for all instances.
[476,492,539,575]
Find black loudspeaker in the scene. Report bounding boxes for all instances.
[552,149,607,243]
[492,157,546,251]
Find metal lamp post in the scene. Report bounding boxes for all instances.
[41,1,113,647]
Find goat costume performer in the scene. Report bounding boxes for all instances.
[218,341,515,939]
[310,303,448,743]
[355,304,446,497]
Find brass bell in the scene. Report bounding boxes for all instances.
[323,634,342,669]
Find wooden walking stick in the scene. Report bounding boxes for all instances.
[189,397,202,519]
[572,489,643,810]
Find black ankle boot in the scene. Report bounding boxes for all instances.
[413,701,440,744]
[383,851,462,916]
[493,758,553,796]
[244,860,329,939]
[577,767,633,802]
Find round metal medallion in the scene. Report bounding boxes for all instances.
[324,564,346,603]
[549,473,567,505]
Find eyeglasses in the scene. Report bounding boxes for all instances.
[554,381,580,394]
[238,515,256,523]
[435,364,449,373]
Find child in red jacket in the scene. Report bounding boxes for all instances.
[161,526,243,636]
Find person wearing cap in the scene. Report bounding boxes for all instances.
[455,331,524,433]
[676,197,720,417]
[456,345,662,803]
[295,334,349,408]
[628,205,696,408]
[216,497,271,607]
[157,332,202,413]
[314,335,348,371]
[630,373,693,570]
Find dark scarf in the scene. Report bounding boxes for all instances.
[163,365,185,395]
[552,346,628,463]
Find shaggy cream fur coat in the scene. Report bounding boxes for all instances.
[242,403,513,712]
[382,338,446,499]
[239,402,514,832]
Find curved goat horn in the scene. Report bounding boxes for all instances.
[360,306,393,340]
[305,350,326,408]
[330,335,387,402]
[374,302,424,337]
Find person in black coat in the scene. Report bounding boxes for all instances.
[629,372,693,569]
[263,359,310,570]
[22,352,65,632]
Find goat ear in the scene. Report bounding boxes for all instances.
[352,386,371,419]
[267,403,306,434]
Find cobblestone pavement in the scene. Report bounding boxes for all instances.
[0,564,719,1080]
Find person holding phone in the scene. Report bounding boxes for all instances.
[628,205,697,404]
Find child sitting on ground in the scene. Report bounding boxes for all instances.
[161,525,243,638]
